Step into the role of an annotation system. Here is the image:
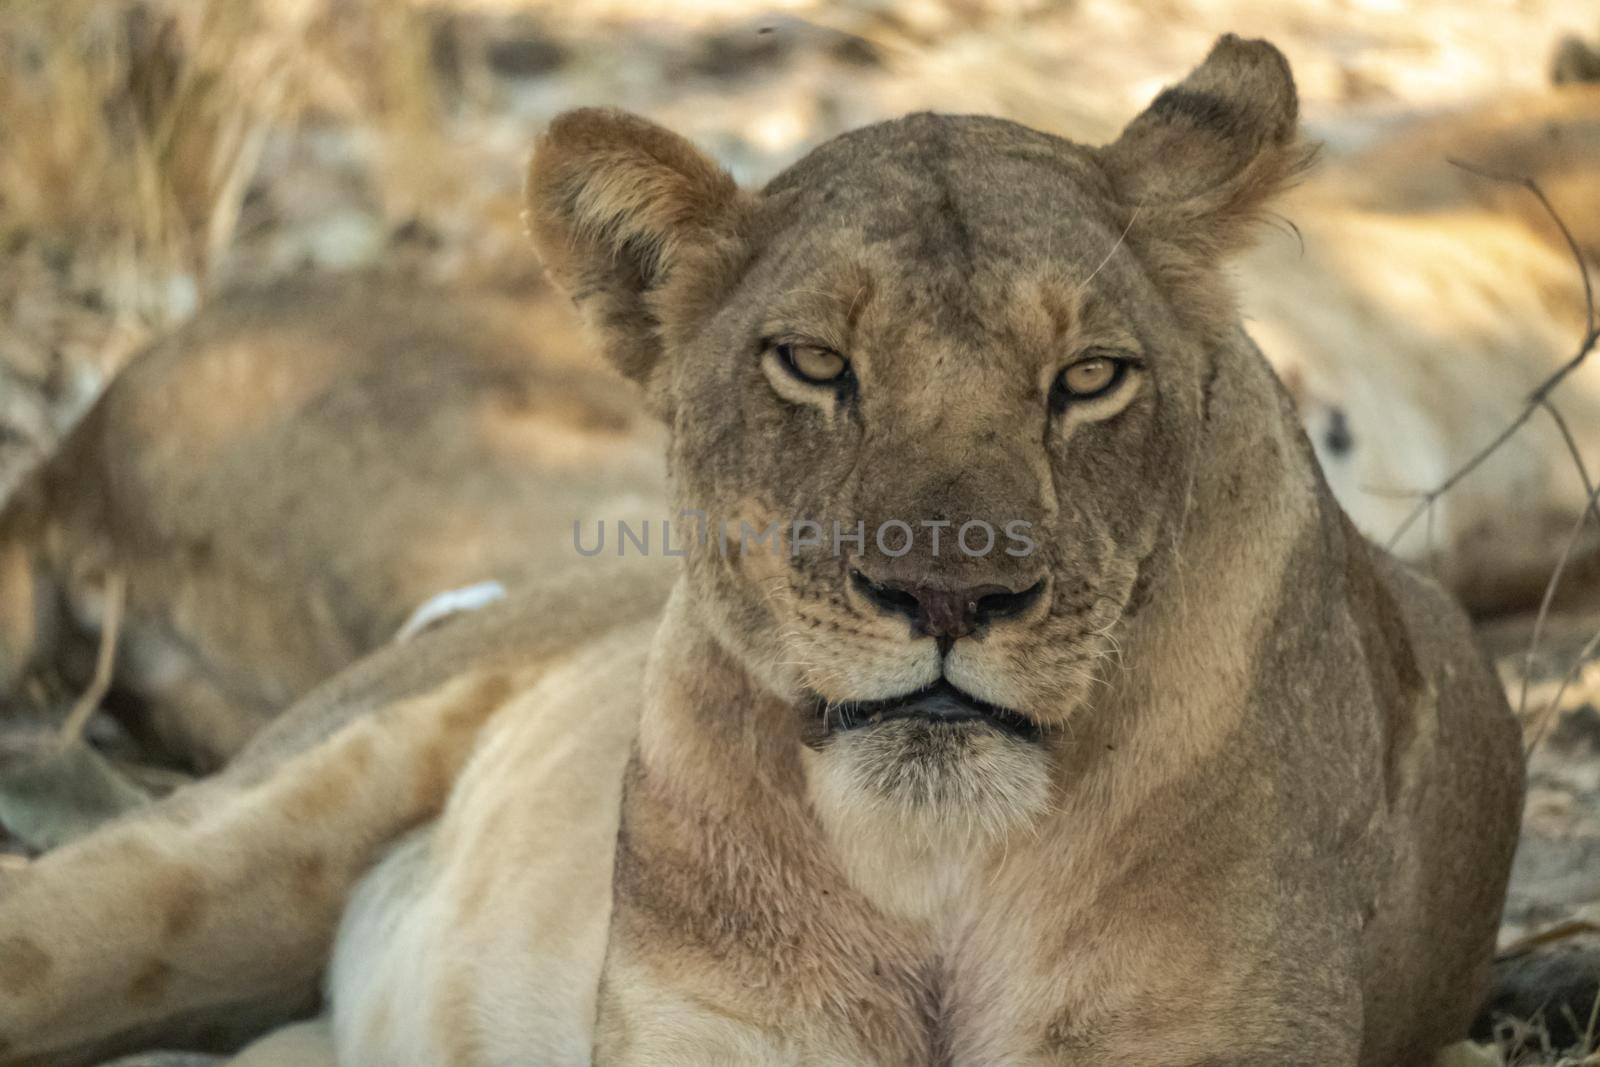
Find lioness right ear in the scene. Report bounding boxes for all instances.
[1098,35,1315,262]
[526,109,748,395]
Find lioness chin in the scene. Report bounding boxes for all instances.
[0,34,1521,1067]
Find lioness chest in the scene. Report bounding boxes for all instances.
[333,717,1329,1065]
[592,779,1298,1067]
[330,622,1332,1067]
[596,878,1054,1067]
[594,876,1298,1066]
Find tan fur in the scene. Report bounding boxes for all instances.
[1242,86,1600,614]
[0,36,1523,1067]
[1311,86,1600,261]
[0,553,675,1065]
[0,273,665,769]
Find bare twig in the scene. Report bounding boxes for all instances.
[1526,618,1600,758]
[1518,472,1600,725]
[1585,981,1600,1065]
[1541,400,1600,531]
[1385,162,1598,553]
[1441,160,1594,338]
[1369,162,1600,780]
[56,571,124,748]
[1498,918,1600,961]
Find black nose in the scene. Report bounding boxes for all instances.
[850,570,1046,651]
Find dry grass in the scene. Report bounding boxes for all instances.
[1495,1019,1600,1067]
[0,0,292,316]
[0,0,445,495]
[0,0,444,327]
[0,0,319,494]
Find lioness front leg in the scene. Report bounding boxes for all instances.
[1067,955,1365,1067]
[0,666,515,1067]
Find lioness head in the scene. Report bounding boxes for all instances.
[528,36,1314,840]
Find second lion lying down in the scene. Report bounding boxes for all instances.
[0,35,1522,1067]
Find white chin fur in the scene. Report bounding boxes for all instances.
[804,721,1053,920]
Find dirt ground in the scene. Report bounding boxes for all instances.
[3,1,1600,1063]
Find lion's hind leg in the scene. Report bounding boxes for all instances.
[0,669,514,1067]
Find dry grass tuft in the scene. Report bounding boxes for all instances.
[0,0,443,498]
[0,0,303,314]
[1494,1018,1600,1066]
[0,0,444,310]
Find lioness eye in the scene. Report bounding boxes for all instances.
[777,342,849,385]
[1053,353,1126,404]
[1062,357,1117,395]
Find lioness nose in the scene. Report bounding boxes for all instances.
[850,570,1045,651]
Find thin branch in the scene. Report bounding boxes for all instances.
[1384,335,1597,550]
[1525,617,1600,759]
[1498,918,1600,961]
[1446,158,1595,337]
[1540,399,1600,531]
[1516,416,1600,722]
[1586,978,1600,1063]
[1385,163,1598,551]
[56,571,125,749]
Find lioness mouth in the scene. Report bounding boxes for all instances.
[820,680,1041,742]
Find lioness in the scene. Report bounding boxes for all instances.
[0,35,1523,1066]
[0,275,664,769]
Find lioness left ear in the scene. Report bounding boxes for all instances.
[1098,35,1314,260]
[526,108,748,401]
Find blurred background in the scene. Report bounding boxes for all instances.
[2,0,1596,494]
[3,1,1600,1062]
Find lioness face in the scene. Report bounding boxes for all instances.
[669,121,1196,828]
[529,37,1309,836]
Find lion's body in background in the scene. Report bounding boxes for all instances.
[1244,86,1600,614]
[0,274,664,768]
